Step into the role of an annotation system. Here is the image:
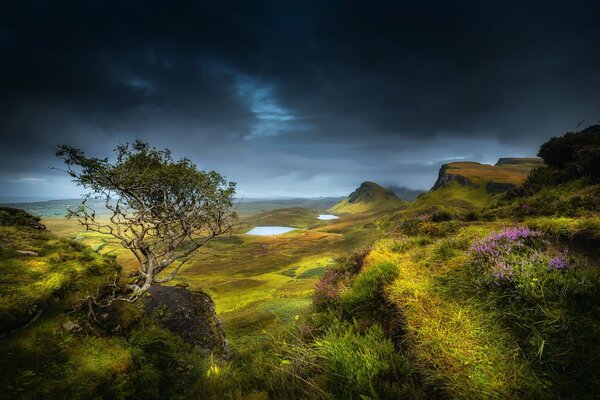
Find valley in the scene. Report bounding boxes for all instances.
[40,202,382,344]
[2,127,600,399]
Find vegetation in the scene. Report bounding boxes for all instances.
[56,140,236,296]
[2,126,600,399]
[330,181,407,214]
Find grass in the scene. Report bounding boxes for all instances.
[41,207,381,342]
[330,182,407,214]
[0,224,120,332]
[406,182,498,215]
[440,161,538,186]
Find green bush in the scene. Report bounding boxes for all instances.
[314,319,416,399]
[340,262,398,318]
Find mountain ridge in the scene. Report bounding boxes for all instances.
[330,181,407,214]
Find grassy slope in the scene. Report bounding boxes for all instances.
[0,214,137,398]
[240,207,327,229]
[324,216,600,399]
[366,228,540,398]
[405,159,542,215]
[42,208,381,343]
[330,181,407,214]
[443,160,540,186]
[406,182,495,215]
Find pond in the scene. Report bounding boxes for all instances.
[245,226,297,235]
[317,214,339,220]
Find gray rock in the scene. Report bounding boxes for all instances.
[16,250,38,256]
[62,320,82,332]
[144,285,228,357]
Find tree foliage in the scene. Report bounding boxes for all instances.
[56,141,236,298]
[521,124,600,193]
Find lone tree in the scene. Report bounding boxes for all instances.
[56,141,236,298]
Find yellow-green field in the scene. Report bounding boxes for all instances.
[42,209,381,343]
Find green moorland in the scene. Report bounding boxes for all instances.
[330,181,407,214]
[1,125,600,399]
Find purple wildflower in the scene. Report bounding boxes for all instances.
[548,256,569,270]
[470,226,541,283]
[313,270,343,308]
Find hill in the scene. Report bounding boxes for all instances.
[330,181,407,214]
[291,128,600,399]
[241,207,323,229]
[385,185,425,201]
[407,158,542,215]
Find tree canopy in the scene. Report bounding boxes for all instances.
[56,141,236,298]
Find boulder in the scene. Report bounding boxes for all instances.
[144,285,228,357]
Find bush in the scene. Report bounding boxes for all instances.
[469,226,600,397]
[314,319,415,399]
[340,262,398,318]
[431,210,452,222]
[470,226,597,299]
[312,270,345,311]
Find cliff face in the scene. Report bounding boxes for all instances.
[431,164,477,191]
[431,158,542,193]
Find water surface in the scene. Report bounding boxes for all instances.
[317,214,339,220]
[245,226,296,235]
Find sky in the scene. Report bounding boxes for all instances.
[1,0,599,201]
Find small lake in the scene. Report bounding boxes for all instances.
[317,214,339,220]
[245,226,296,235]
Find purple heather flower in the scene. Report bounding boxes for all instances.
[548,256,569,270]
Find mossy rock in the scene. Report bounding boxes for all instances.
[143,285,228,357]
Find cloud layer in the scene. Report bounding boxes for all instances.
[1,1,599,199]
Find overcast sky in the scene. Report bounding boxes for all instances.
[1,1,599,200]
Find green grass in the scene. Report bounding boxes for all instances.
[406,182,498,215]
[42,207,380,342]
[0,225,120,332]
[330,181,407,214]
[440,160,538,186]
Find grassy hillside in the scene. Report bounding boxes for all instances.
[241,207,324,229]
[0,208,210,399]
[2,127,598,399]
[437,160,540,186]
[405,158,542,216]
[330,181,407,214]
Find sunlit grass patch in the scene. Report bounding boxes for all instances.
[0,225,120,332]
[385,231,542,399]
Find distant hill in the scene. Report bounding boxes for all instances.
[385,186,425,201]
[330,181,407,214]
[407,158,542,215]
[241,207,323,229]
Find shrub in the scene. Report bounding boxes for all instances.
[431,210,452,222]
[314,319,414,399]
[331,248,370,275]
[312,270,345,310]
[340,262,398,318]
[470,226,596,300]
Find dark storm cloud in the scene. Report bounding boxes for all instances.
[1,0,599,199]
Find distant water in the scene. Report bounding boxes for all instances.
[246,226,296,235]
[0,199,110,217]
[317,214,339,220]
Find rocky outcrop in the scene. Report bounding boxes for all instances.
[431,164,478,190]
[348,181,398,203]
[144,285,228,357]
[330,181,407,214]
